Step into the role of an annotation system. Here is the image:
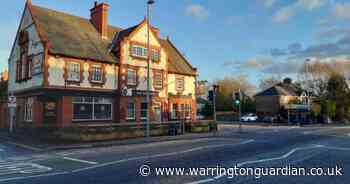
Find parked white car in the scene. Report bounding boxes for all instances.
[240,114,258,122]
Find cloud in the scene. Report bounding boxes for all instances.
[292,33,350,59]
[270,48,288,56]
[272,0,325,23]
[332,3,350,19]
[260,0,277,9]
[317,27,350,38]
[269,43,303,57]
[185,4,209,21]
[288,43,303,54]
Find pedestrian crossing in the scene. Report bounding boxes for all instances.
[0,161,52,176]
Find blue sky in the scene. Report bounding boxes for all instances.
[2,0,350,86]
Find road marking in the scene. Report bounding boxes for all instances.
[63,157,98,165]
[72,139,254,173]
[186,144,326,184]
[6,142,42,151]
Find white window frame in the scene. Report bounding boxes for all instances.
[127,69,137,86]
[72,96,113,121]
[127,102,136,120]
[154,71,163,89]
[131,45,147,58]
[151,49,160,62]
[67,62,80,82]
[24,97,33,122]
[176,77,185,92]
[91,65,103,82]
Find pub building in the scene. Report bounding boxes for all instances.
[8,1,197,127]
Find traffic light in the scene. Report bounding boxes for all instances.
[208,90,214,103]
[234,92,241,106]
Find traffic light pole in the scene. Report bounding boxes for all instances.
[213,86,217,123]
[238,88,242,133]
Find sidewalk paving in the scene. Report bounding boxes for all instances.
[0,130,227,153]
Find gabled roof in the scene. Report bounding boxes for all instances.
[255,83,302,97]
[30,4,122,63]
[27,4,196,75]
[160,39,197,76]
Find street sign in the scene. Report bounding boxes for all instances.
[8,95,16,108]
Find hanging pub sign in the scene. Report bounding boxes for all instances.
[44,101,57,118]
[31,53,44,75]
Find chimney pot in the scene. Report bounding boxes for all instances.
[90,1,109,39]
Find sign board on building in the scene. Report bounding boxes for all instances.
[8,96,16,108]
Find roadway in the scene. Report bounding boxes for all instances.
[0,124,349,184]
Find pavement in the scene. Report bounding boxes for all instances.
[0,124,349,183]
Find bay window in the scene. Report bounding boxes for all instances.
[72,96,112,121]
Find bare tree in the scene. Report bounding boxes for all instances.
[213,75,256,111]
[259,77,281,90]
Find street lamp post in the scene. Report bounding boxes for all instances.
[146,0,155,138]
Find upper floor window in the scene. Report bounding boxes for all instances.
[127,69,137,85]
[154,71,163,89]
[17,30,31,82]
[67,62,80,81]
[131,45,160,62]
[91,65,102,82]
[176,77,185,92]
[131,45,147,58]
[151,49,160,62]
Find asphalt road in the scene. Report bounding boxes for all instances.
[0,124,350,184]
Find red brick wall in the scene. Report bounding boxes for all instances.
[32,96,43,127]
[58,96,72,127]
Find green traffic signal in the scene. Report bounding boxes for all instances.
[235,100,240,105]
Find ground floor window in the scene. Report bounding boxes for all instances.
[141,102,148,121]
[171,104,178,119]
[72,96,112,121]
[185,104,191,119]
[24,97,33,122]
[127,102,136,120]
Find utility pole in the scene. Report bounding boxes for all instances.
[146,0,155,138]
[238,88,242,133]
[234,89,242,133]
[213,85,218,123]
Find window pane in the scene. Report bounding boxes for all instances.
[141,102,148,120]
[94,104,112,120]
[127,69,136,85]
[127,103,135,119]
[92,65,102,81]
[73,103,93,120]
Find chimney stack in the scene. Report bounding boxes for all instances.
[90,1,109,40]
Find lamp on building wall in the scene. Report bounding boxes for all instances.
[146,0,155,138]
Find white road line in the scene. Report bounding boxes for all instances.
[72,139,254,173]
[186,144,327,184]
[63,157,98,165]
